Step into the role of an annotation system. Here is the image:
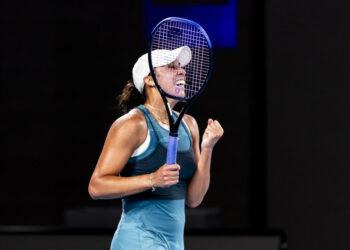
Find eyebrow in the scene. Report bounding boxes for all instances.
[168,61,180,68]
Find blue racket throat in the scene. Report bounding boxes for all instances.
[166,134,178,165]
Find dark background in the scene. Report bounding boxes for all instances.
[1,0,350,250]
[267,1,350,249]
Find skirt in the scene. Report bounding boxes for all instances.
[110,199,185,250]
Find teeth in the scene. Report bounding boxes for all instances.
[176,80,185,85]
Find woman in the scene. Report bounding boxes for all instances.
[88,47,224,250]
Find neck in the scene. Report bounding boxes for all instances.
[144,84,179,112]
[167,98,178,109]
[144,95,178,111]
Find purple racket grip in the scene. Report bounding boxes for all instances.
[166,135,178,165]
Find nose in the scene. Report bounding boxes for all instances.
[176,67,186,76]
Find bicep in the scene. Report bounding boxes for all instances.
[92,120,145,179]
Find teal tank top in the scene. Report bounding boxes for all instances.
[112,105,196,250]
[120,105,196,200]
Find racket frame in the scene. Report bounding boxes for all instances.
[148,17,213,136]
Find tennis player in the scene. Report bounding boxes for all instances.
[88,47,223,250]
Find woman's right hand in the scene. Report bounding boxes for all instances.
[151,164,180,188]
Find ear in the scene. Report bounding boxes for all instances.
[144,75,155,87]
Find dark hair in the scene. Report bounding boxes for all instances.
[116,79,146,113]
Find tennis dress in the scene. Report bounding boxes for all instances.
[110,105,196,250]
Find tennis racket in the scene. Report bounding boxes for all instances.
[148,17,213,165]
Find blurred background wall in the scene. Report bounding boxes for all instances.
[1,0,350,249]
[267,1,350,249]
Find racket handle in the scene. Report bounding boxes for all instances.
[166,135,178,165]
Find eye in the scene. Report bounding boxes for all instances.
[168,63,175,69]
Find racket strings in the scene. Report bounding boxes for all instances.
[151,20,211,99]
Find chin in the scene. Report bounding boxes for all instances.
[179,92,186,98]
[172,92,186,99]
[173,87,186,98]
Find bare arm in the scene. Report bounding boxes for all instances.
[88,109,181,200]
[185,116,224,208]
[88,110,152,199]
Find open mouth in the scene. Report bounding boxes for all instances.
[174,79,186,96]
[176,79,186,86]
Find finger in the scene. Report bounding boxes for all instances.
[166,171,180,177]
[213,120,224,131]
[207,123,220,132]
[165,164,181,171]
[205,126,217,135]
[162,175,179,182]
[167,176,179,181]
[208,120,221,130]
[208,118,213,125]
[205,127,223,138]
[211,120,220,129]
[207,121,224,134]
[164,168,180,175]
[167,180,179,186]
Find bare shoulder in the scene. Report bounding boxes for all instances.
[108,108,148,145]
[112,108,146,128]
[183,114,198,130]
[183,114,200,141]
[171,111,198,131]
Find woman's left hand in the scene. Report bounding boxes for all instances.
[201,119,224,150]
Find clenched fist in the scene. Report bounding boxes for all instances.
[201,119,224,150]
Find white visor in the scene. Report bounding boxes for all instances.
[132,46,192,93]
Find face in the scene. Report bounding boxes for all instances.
[154,60,186,98]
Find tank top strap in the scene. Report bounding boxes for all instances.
[172,112,193,146]
[137,105,161,141]
[138,105,193,147]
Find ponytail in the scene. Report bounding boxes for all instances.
[116,80,146,113]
